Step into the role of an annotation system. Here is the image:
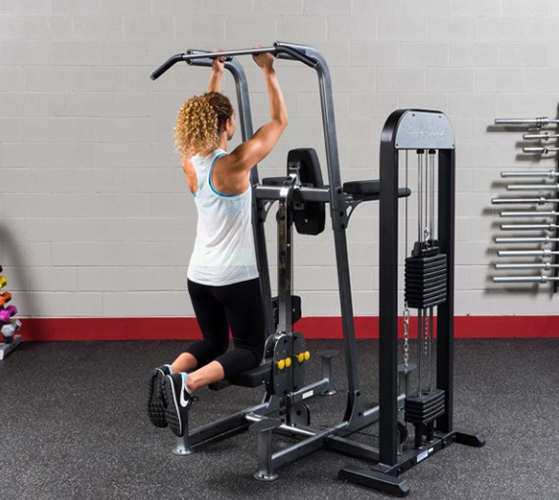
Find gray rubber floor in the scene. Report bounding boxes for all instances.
[1,338,558,499]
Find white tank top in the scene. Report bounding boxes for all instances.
[187,148,259,286]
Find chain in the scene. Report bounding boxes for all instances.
[403,151,410,368]
[403,303,410,367]
[423,311,429,356]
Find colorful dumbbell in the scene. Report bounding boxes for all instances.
[0,292,12,307]
[0,305,17,322]
[1,319,21,345]
[0,276,7,289]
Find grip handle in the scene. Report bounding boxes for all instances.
[150,53,185,80]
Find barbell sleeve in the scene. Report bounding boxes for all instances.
[507,184,559,191]
[501,171,558,178]
[523,146,559,154]
[498,249,559,257]
[496,263,559,270]
[500,210,558,217]
[492,197,559,205]
[523,133,559,141]
[495,117,559,126]
[493,275,559,283]
[495,236,559,243]
[501,223,557,231]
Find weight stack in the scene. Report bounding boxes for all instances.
[404,252,447,309]
[404,389,445,426]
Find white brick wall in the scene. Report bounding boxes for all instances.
[1,0,559,319]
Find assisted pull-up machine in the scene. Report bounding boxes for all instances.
[153,39,403,471]
[152,43,482,496]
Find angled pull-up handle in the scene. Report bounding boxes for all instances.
[150,53,186,80]
[273,41,318,68]
[150,42,317,80]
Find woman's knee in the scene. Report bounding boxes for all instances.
[211,341,229,357]
[199,338,228,356]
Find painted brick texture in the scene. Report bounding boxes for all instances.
[1,0,558,318]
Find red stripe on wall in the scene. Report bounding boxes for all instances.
[16,316,559,341]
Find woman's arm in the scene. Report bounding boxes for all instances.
[227,51,288,170]
[181,155,198,195]
[208,50,226,93]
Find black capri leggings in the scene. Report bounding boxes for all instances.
[185,277,265,380]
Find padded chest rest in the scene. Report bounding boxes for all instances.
[262,177,287,187]
[343,180,380,195]
[343,180,411,200]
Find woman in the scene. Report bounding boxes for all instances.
[147,48,288,438]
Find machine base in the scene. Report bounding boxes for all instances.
[339,467,409,497]
[338,428,485,496]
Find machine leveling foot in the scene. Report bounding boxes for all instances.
[452,429,486,448]
[172,434,192,456]
[250,418,282,481]
[338,467,410,497]
[317,349,338,396]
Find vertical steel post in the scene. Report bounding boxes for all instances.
[436,148,455,433]
[309,47,363,422]
[378,120,400,466]
[277,179,295,335]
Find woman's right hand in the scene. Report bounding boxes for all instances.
[211,48,226,74]
[252,46,274,71]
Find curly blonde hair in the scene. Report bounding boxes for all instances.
[174,92,234,157]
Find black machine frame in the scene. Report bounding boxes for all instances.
[151,43,484,496]
[339,109,486,496]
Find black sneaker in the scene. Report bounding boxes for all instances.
[164,373,195,437]
[147,365,172,428]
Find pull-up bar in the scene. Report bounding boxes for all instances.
[150,42,318,80]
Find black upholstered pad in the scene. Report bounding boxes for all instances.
[229,360,272,387]
[343,180,380,195]
[343,180,411,200]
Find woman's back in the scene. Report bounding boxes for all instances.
[187,148,258,287]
